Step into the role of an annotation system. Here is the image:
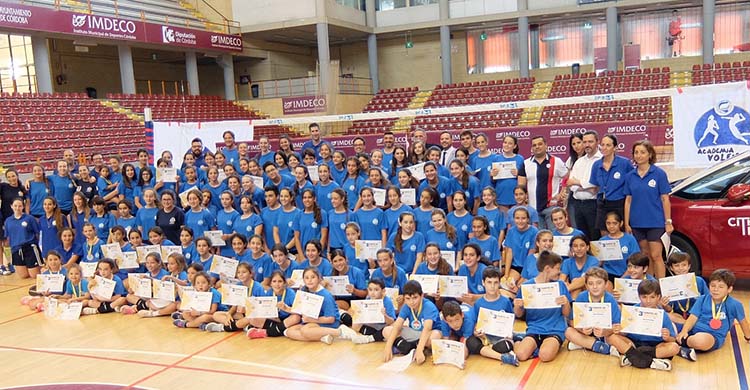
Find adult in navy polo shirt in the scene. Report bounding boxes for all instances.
[518,136,568,230]
[623,140,671,280]
[590,134,633,237]
[301,123,330,159]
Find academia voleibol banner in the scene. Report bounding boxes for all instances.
[0,1,242,52]
[673,82,750,168]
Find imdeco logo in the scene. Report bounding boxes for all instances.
[72,14,86,28]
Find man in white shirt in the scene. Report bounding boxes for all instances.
[438,131,457,167]
[566,130,602,240]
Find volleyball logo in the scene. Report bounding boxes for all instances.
[694,100,750,147]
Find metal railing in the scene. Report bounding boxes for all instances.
[235,76,373,100]
[135,79,188,95]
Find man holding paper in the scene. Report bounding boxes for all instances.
[513,251,571,363]
[565,131,602,240]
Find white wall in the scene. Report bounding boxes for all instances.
[449,0,517,18]
[233,0,317,27]
[376,3,440,27]
[527,0,576,10]
[326,0,366,24]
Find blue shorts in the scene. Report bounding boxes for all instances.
[632,227,665,242]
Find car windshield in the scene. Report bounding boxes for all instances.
[674,159,750,200]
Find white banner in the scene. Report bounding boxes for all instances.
[152,120,254,168]
[673,82,750,168]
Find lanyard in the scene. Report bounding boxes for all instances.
[712,296,727,320]
[71,282,82,298]
[274,288,286,303]
[588,294,604,303]
[410,300,423,321]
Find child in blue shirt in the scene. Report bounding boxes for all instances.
[619,280,679,371]
[468,216,500,265]
[440,301,475,359]
[202,262,267,332]
[243,270,299,339]
[513,251,571,363]
[383,280,443,365]
[677,269,750,359]
[664,252,708,328]
[503,207,539,294]
[339,278,397,344]
[386,212,425,274]
[600,211,640,287]
[329,249,368,308]
[560,235,600,299]
[173,271,225,328]
[82,259,127,315]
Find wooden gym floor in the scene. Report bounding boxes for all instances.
[1,274,748,390]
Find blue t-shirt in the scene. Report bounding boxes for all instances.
[450,175,481,210]
[669,276,708,317]
[216,209,240,256]
[384,204,413,237]
[315,181,340,212]
[504,225,539,267]
[458,263,487,294]
[469,236,501,263]
[64,278,89,296]
[275,207,301,247]
[293,181,314,207]
[447,211,473,250]
[398,298,442,331]
[590,155,633,201]
[233,213,263,237]
[370,266,408,292]
[81,239,104,263]
[473,295,514,318]
[414,261,454,275]
[185,209,216,239]
[521,254,541,281]
[115,216,138,236]
[412,207,434,236]
[688,294,746,349]
[55,243,83,265]
[623,165,671,228]
[48,174,76,211]
[342,176,366,211]
[418,177,455,211]
[298,258,333,277]
[90,213,115,242]
[28,181,53,217]
[330,267,367,297]
[441,304,475,339]
[135,207,159,237]
[39,215,66,257]
[425,229,458,253]
[327,210,350,249]
[268,287,297,319]
[561,255,600,281]
[493,154,525,206]
[245,252,272,282]
[300,287,340,328]
[182,243,199,265]
[572,291,622,324]
[517,279,571,339]
[470,153,498,191]
[201,182,227,210]
[5,214,39,250]
[294,209,329,250]
[260,206,281,249]
[477,207,507,239]
[353,207,385,241]
[387,231,425,273]
[599,233,640,276]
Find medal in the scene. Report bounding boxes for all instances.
[410,301,423,330]
[710,296,727,330]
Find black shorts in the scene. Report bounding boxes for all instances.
[526,334,563,348]
[11,243,42,268]
[607,273,619,284]
[595,199,625,231]
[632,227,665,242]
[511,265,524,275]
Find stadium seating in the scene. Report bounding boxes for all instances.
[539,97,671,126]
[0,92,145,173]
[362,87,419,112]
[424,78,535,107]
[410,109,524,132]
[691,61,750,85]
[549,67,670,98]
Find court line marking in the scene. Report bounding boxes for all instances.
[2,382,157,390]
[126,332,241,389]
[516,357,540,390]
[0,284,34,294]
[729,326,749,390]
[0,311,38,326]
[0,345,392,389]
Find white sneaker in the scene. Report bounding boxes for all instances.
[650,358,672,371]
[609,346,620,357]
[620,355,631,367]
[338,324,358,340]
[351,334,375,344]
[137,310,156,318]
[205,322,225,332]
[82,307,98,315]
[320,334,334,345]
[567,341,583,351]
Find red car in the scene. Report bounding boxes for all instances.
[669,151,750,278]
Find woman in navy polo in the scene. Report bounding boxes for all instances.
[623,140,671,279]
[590,134,633,237]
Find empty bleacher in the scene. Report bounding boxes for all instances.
[425,78,535,108]
[691,61,750,85]
[0,92,145,172]
[362,87,419,112]
[550,67,671,98]
[539,97,671,126]
[411,109,524,132]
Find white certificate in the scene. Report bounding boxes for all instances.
[590,240,623,261]
[205,230,226,247]
[355,240,382,259]
[475,307,515,338]
[210,255,239,277]
[176,285,194,299]
[438,275,469,298]
[217,168,227,183]
[119,252,140,270]
[101,243,124,264]
[401,188,416,206]
[431,339,466,369]
[410,274,439,294]
[440,251,457,270]
[307,165,320,183]
[351,299,386,324]
[614,278,642,304]
[289,269,304,288]
[80,262,98,278]
[160,246,182,261]
[385,287,400,306]
[407,162,426,181]
[249,175,264,189]
[45,298,82,320]
[245,296,279,318]
[136,245,161,263]
[156,167,178,183]
[621,305,664,337]
[521,282,561,309]
[128,275,152,298]
[492,161,517,180]
[36,274,65,294]
[181,290,213,312]
[324,275,351,296]
[221,283,249,306]
[179,186,198,206]
[377,350,414,372]
[372,188,387,207]
[552,236,573,257]
[90,275,116,300]
[152,279,176,302]
[659,273,701,302]
[291,290,324,319]
[572,302,613,329]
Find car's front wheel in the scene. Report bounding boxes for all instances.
[669,233,702,276]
